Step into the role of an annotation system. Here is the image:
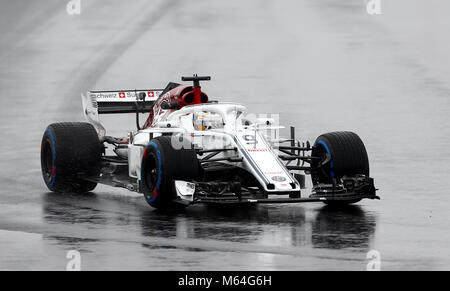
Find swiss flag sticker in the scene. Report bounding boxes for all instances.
[119,92,126,98]
[148,91,154,98]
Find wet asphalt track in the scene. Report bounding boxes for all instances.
[1,0,450,270]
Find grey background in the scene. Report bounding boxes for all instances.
[0,0,449,270]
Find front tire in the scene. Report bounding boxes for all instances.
[141,136,199,209]
[41,122,101,194]
[311,131,370,205]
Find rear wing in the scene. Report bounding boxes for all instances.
[81,89,163,137]
[88,89,163,114]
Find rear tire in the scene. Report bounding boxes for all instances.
[311,131,369,205]
[41,122,101,194]
[141,136,199,209]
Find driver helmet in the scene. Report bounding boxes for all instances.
[193,111,224,131]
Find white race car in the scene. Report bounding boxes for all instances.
[40,75,378,209]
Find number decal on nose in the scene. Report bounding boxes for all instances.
[242,135,257,145]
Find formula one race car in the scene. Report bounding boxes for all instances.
[41,75,378,209]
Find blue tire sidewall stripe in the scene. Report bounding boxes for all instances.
[142,141,162,203]
[316,140,335,180]
[43,129,56,188]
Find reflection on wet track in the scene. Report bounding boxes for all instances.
[39,191,378,269]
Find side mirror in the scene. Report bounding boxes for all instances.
[157,120,180,128]
[256,118,275,126]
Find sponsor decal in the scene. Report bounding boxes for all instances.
[247,148,268,152]
[90,92,117,100]
[91,90,161,102]
[271,176,287,182]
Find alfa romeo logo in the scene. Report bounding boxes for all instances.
[271,176,286,182]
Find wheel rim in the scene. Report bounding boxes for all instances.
[144,152,158,194]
